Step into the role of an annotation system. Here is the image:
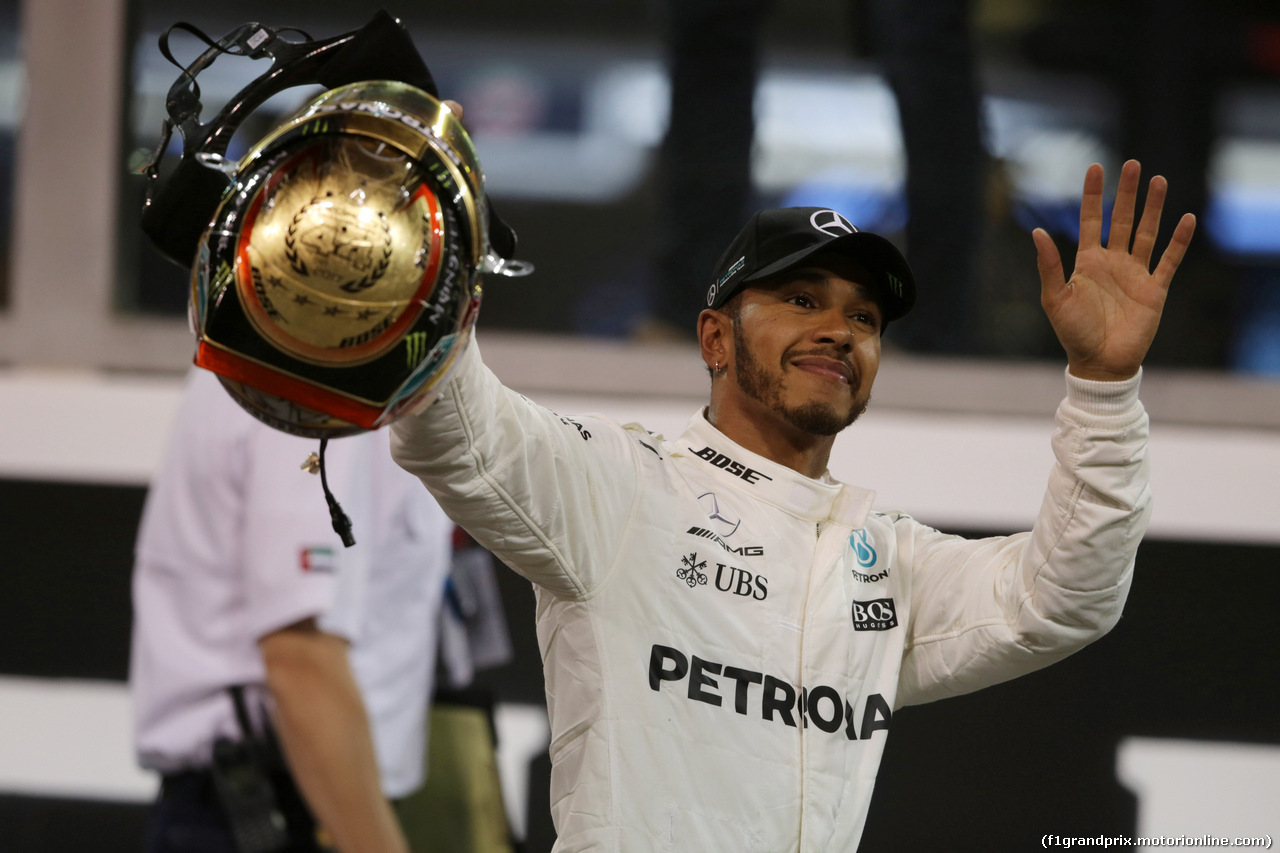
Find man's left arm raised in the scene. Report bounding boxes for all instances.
[896,160,1194,706]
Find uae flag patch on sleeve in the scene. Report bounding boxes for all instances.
[300,546,336,574]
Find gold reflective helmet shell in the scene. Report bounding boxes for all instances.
[192,81,496,438]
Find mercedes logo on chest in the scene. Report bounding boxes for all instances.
[698,491,741,538]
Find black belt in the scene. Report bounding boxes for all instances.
[160,767,219,805]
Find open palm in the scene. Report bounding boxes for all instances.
[1033,160,1196,381]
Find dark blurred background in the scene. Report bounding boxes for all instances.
[115,0,1280,373]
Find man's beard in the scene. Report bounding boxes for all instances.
[732,319,868,437]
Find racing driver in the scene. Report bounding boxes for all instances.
[391,155,1195,851]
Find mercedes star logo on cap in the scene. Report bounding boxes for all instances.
[809,209,858,237]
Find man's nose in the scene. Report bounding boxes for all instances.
[812,309,855,349]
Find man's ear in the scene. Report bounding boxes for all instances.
[698,308,731,376]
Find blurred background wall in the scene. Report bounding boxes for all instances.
[1,0,1278,850]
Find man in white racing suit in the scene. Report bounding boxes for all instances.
[391,159,1195,851]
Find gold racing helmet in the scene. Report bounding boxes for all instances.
[138,14,531,438]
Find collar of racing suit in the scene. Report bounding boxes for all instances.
[676,408,876,529]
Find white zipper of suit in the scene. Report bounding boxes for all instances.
[796,482,876,851]
[794,518,824,852]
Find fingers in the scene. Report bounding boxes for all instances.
[1078,163,1105,255]
[1033,227,1066,298]
[442,99,464,121]
[1106,159,1142,253]
[1152,212,1197,291]
[1129,174,1167,268]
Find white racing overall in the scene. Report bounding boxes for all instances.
[392,342,1149,852]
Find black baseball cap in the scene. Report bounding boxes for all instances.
[705,207,916,322]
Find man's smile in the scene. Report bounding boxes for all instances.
[790,355,856,386]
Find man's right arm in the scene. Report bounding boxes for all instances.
[391,340,641,599]
[260,618,409,853]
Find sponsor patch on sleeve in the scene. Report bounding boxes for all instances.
[300,546,336,574]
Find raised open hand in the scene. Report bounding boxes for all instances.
[1032,160,1196,381]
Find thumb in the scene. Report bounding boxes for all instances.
[1033,228,1066,297]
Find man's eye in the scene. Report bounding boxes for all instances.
[788,294,815,308]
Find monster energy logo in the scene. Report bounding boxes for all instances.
[886,273,903,297]
[427,160,456,192]
[405,331,429,367]
[209,261,233,298]
[301,119,331,136]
